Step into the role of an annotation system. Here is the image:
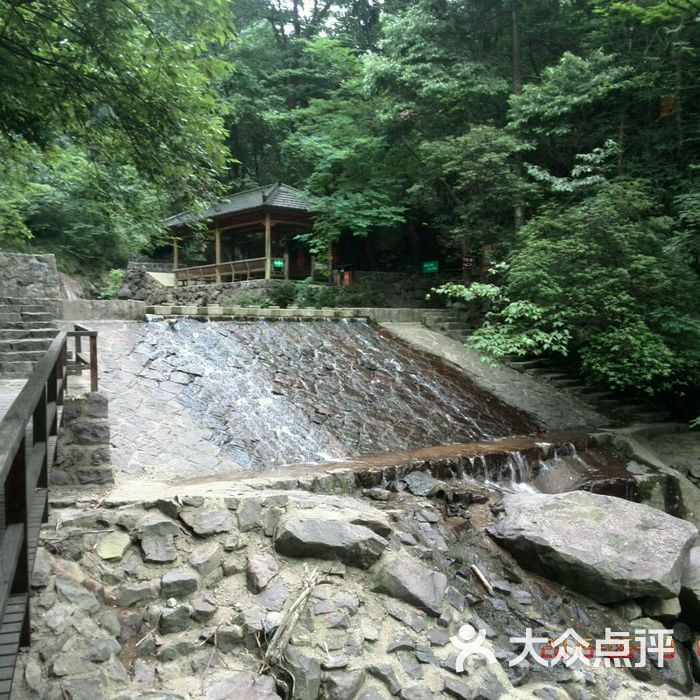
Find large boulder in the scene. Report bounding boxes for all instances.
[488,491,697,603]
[680,546,700,620]
[274,508,388,569]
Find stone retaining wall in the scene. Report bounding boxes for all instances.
[53,392,113,485]
[0,252,59,299]
[60,299,146,321]
[145,304,433,323]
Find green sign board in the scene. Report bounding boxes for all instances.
[422,260,439,274]
[273,258,285,270]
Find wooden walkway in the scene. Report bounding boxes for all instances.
[0,378,51,697]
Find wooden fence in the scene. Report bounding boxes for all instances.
[0,326,97,697]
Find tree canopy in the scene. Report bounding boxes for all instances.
[3,0,700,400]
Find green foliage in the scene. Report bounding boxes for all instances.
[268,281,297,308]
[99,270,126,300]
[446,181,700,394]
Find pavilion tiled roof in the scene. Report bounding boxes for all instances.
[162,183,312,228]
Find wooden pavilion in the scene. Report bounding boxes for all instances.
[162,183,315,286]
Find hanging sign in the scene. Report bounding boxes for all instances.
[462,255,476,270]
[422,261,439,274]
[273,258,285,270]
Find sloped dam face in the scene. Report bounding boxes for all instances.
[102,319,536,478]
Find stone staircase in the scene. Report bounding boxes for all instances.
[421,308,475,341]
[507,357,672,424]
[0,298,59,377]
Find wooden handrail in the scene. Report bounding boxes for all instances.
[174,257,267,285]
[0,328,71,671]
[68,324,98,392]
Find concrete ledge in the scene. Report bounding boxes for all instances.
[145,305,433,323]
[61,299,146,321]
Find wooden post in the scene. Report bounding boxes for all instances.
[284,251,290,280]
[214,228,222,284]
[89,334,98,392]
[173,238,179,271]
[264,214,272,279]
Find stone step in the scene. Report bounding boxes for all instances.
[0,321,58,330]
[0,312,22,323]
[0,303,55,314]
[0,360,35,376]
[0,328,57,340]
[20,311,55,322]
[0,350,46,363]
[436,321,472,331]
[508,358,547,370]
[0,338,52,352]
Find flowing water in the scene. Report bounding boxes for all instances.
[132,318,535,471]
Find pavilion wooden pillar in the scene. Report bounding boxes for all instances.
[264,213,272,279]
[172,238,179,270]
[214,227,222,283]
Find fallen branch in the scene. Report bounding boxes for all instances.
[470,563,495,596]
[263,566,321,671]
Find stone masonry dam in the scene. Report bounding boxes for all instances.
[99,318,540,482]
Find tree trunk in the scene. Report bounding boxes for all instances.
[511,0,525,230]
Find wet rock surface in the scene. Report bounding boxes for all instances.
[94,319,534,479]
[488,490,698,603]
[15,484,699,700]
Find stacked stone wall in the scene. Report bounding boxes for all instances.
[54,392,113,485]
[0,252,60,299]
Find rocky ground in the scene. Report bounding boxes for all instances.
[12,469,700,700]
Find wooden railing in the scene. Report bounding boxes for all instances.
[0,326,98,697]
[69,325,98,392]
[174,257,267,286]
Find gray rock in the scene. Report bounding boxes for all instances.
[117,582,158,607]
[322,669,365,700]
[138,512,180,538]
[61,674,105,700]
[159,605,194,634]
[374,554,447,615]
[24,657,44,695]
[255,580,289,612]
[180,508,232,536]
[54,577,100,614]
[641,596,681,625]
[141,534,177,563]
[285,646,322,700]
[223,553,246,576]
[215,625,245,653]
[159,638,196,661]
[247,552,280,593]
[275,509,388,569]
[387,630,415,653]
[52,651,89,677]
[190,542,222,576]
[96,531,131,561]
[206,671,281,700]
[401,688,438,700]
[488,491,698,603]
[368,664,401,695]
[192,593,218,621]
[237,499,263,532]
[87,637,120,662]
[263,507,285,536]
[31,547,52,588]
[322,655,349,670]
[680,545,700,620]
[402,471,441,497]
[161,570,198,598]
[399,654,423,680]
[427,628,450,646]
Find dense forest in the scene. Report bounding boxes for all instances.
[1,0,700,402]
